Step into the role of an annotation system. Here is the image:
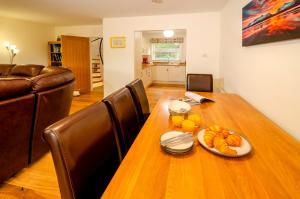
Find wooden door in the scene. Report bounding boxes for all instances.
[62,35,91,93]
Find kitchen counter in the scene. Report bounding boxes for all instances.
[142,62,186,69]
[142,63,154,70]
[153,62,186,67]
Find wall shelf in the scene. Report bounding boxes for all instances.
[48,41,62,67]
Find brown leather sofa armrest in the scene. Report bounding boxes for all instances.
[10,64,44,77]
[0,78,32,100]
[31,67,75,92]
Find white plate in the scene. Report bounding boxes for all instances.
[197,129,252,157]
[168,100,191,115]
[162,146,192,155]
[160,131,193,151]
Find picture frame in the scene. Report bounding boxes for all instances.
[242,0,300,46]
[110,36,126,48]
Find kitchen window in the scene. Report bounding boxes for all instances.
[151,43,182,62]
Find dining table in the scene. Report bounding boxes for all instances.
[101,92,300,199]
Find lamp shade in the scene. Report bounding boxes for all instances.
[3,41,10,47]
[10,45,16,50]
[13,49,20,54]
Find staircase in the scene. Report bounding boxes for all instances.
[92,59,103,88]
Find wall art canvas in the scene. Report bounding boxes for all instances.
[243,0,300,46]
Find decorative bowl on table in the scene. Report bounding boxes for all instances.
[168,100,191,116]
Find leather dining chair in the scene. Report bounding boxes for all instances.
[186,74,213,92]
[43,102,121,199]
[103,87,142,157]
[126,79,150,122]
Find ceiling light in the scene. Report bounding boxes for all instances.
[152,0,163,3]
[163,30,174,38]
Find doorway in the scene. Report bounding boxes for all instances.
[134,29,187,88]
[90,37,104,91]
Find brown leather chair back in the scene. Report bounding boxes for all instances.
[103,88,142,157]
[43,102,121,199]
[186,74,213,92]
[126,79,150,122]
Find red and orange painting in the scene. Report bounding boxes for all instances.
[243,0,300,46]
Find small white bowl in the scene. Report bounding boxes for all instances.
[168,100,191,116]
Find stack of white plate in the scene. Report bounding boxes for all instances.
[160,131,194,155]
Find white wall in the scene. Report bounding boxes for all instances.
[90,37,101,59]
[0,16,54,65]
[142,32,151,56]
[221,0,300,141]
[55,25,102,38]
[103,12,220,95]
[134,32,143,79]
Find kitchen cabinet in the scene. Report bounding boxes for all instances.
[152,66,169,82]
[168,66,186,82]
[152,65,186,83]
[141,67,152,87]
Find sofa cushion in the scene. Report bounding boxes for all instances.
[0,64,16,76]
[0,78,32,100]
[10,64,44,77]
[31,67,75,92]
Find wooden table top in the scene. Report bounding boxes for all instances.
[101,92,300,199]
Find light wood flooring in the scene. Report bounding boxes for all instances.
[0,84,185,199]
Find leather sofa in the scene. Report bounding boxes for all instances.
[0,64,15,76]
[0,64,75,183]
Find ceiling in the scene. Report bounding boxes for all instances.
[0,0,228,25]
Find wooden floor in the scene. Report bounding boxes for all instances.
[0,84,185,199]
